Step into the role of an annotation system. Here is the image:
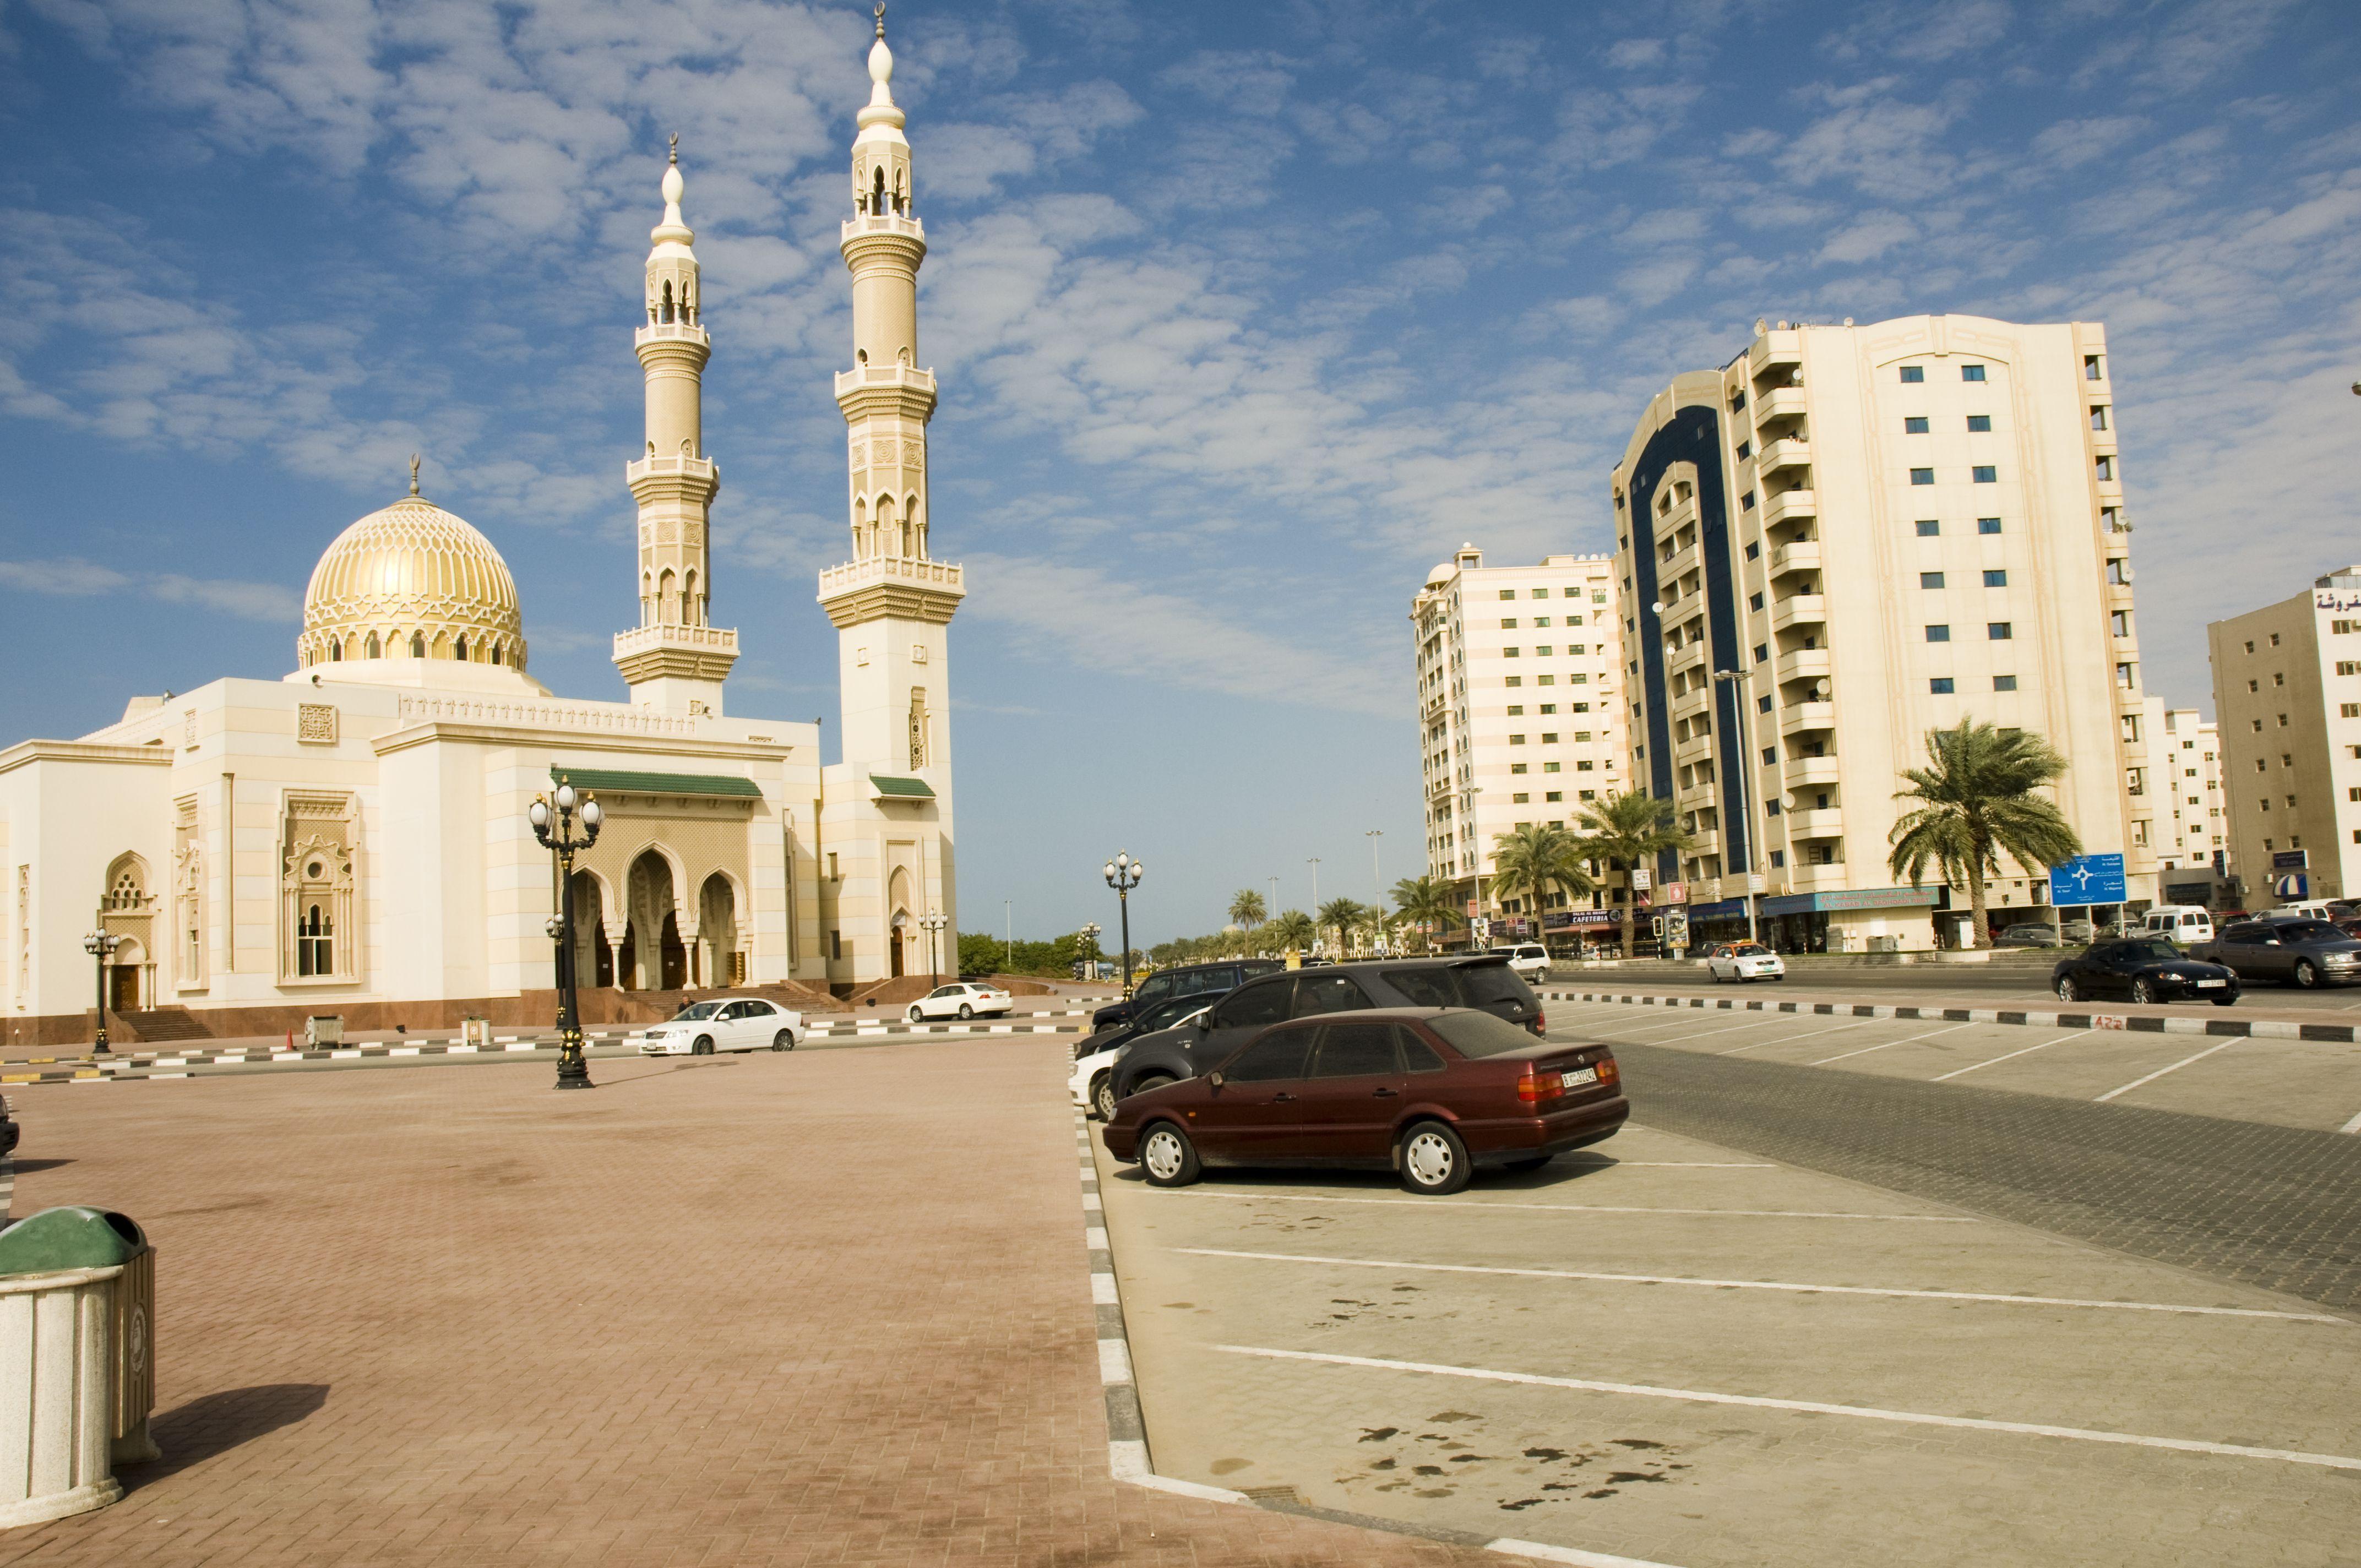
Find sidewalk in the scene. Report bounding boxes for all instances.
[1,1041,1490,1567]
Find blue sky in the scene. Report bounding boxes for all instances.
[2,0,2356,946]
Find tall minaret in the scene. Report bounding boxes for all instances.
[819,6,963,776]
[614,137,739,715]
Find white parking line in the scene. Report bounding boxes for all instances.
[1813,1020,1976,1065]
[1194,1191,1974,1222]
[2342,1107,2361,1136]
[1561,1161,1776,1168]
[1722,1019,1866,1055]
[1174,1248,2347,1324]
[2095,1040,2242,1102]
[1932,1030,2090,1082]
[1212,1346,2361,1473]
[1609,1015,1770,1042]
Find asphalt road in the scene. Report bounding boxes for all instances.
[1555,960,2361,1013]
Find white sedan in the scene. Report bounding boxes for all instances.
[1704,942,1787,982]
[639,997,804,1055]
[907,982,1015,1022]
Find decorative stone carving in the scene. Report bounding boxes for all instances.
[183,709,198,748]
[296,704,338,744]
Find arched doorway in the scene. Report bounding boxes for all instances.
[888,866,915,979]
[109,937,145,1012]
[622,851,688,991]
[568,870,612,990]
[697,873,740,988]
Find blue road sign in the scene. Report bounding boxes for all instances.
[2049,853,2127,907]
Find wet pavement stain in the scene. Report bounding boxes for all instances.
[1359,1427,1399,1442]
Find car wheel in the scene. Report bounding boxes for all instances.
[2211,993,2240,1007]
[1129,1072,1177,1097]
[2295,960,2322,989]
[1092,1074,1117,1122]
[2055,976,2079,1002]
[958,1003,975,1019]
[1138,1123,1201,1187]
[772,1030,795,1052]
[1504,1155,1552,1174]
[1399,1121,1473,1196]
[907,1005,924,1023]
[2130,979,2156,1005]
[693,1036,715,1055]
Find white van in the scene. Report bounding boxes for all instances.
[2141,906,2213,945]
[2260,900,2340,923]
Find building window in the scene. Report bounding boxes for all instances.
[2117,662,2136,688]
[1507,704,1524,716]
[1994,675,2018,692]
[1542,732,1559,743]
[1546,791,1563,803]
[1500,618,1517,629]
[1531,587,1549,598]
[1513,792,1530,804]
[1967,415,1992,433]
[1921,572,1945,589]
[1745,541,1760,560]
[2344,704,2361,718]
[1926,624,1951,642]
[2095,456,2115,481]
[1736,440,1752,460]
[1930,678,1955,694]
[1979,518,2002,535]
[1962,364,1986,382]
[2110,609,2131,636]
[1544,761,1561,774]
[1900,366,1924,383]
[1511,763,1528,774]
[1905,417,1928,434]
[2091,406,2109,431]
[1749,592,1765,610]
[1754,644,1769,663]
[1510,734,1526,745]
[1742,490,1757,509]
[2085,354,2103,380]
[2101,507,2122,532]
[1983,570,2006,587]
[1770,850,1786,867]
[2339,662,2360,675]
[1915,520,1940,536]
[1972,465,1997,483]
[1989,622,2012,640]
[1761,747,1777,764]
[1910,468,1934,486]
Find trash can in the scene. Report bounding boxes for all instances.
[460,1017,492,1048]
[0,1206,159,1528]
[306,1015,344,1047]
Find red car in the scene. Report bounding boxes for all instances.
[1101,1007,1627,1196]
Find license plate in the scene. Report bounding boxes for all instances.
[2197,979,2226,988]
[1560,1065,1600,1087]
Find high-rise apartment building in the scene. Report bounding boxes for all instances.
[1412,547,1626,943]
[2207,567,2361,907]
[1609,314,2158,952]
[2145,699,2229,902]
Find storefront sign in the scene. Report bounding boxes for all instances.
[1759,886,1943,917]
[1687,898,1749,919]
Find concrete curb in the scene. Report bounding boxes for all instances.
[1073,1111,1685,1568]
[1539,989,2361,1044]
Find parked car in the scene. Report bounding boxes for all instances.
[1111,956,1544,1102]
[2189,920,2361,989]
[2058,918,2097,944]
[1091,959,1286,1031]
[1490,943,1552,980]
[2259,901,2344,924]
[2052,938,2239,1005]
[1705,941,1786,982]
[638,997,804,1055]
[1995,923,2061,948]
[2141,906,2215,946]
[1102,1006,1626,1195]
[907,981,1015,1022]
[1070,996,1221,1120]
[1,1094,18,1158]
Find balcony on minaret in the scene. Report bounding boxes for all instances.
[816,554,964,629]
[834,362,938,421]
[626,451,720,489]
[841,213,925,244]
[634,321,711,352]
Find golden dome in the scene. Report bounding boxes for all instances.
[297,489,527,671]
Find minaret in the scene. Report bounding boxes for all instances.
[614,136,738,715]
[818,5,963,774]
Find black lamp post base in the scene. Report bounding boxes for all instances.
[553,1028,594,1090]
[554,1071,596,1090]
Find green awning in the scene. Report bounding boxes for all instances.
[870,774,936,799]
[550,767,761,799]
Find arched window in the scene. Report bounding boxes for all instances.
[683,569,699,625]
[657,567,677,624]
[454,635,468,661]
[409,632,425,658]
[366,632,380,659]
[298,903,333,977]
[660,281,674,324]
[329,640,341,662]
[489,641,502,667]
[873,165,886,215]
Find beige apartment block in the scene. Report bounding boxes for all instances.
[1411,547,1626,944]
[2145,699,2231,903]
[1609,314,2158,953]
[2207,568,2361,907]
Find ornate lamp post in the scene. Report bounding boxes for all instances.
[1078,921,1102,984]
[1102,851,1144,996]
[921,909,949,987]
[529,776,603,1091]
[81,928,121,1055]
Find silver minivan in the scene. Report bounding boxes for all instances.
[2141,905,2214,945]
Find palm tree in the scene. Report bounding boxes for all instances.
[1390,875,1456,953]
[1889,719,2081,949]
[1353,902,1394,957]
[1265,908,1315,955]
[1489,823,1595,941]
[1227,888,1266,930]
[1315,896,1366,957]
[1576,790,1694,959]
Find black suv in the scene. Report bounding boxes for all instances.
[1112,955,1543,1101]
[1092,959,1286,1031]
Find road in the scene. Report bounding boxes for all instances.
[1552,959,2361,1015]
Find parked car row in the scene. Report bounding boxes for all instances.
[2188,920,2361,989]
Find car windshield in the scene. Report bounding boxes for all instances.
[1138,997,1209,1031]
[1454,962,1536,1009]
[1730,943,1770,956]
[1428,1009,1541,1059]
[2118,938,2182,963]
[669,1002,723,1021]
[2275,921,2342,943]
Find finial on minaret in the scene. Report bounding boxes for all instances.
[408,454,421,496]
[669,131,679,165]
[875,2,886,39]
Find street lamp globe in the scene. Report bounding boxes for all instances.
[529,797,550,830]
[554,780,576,812]
[546,915,565,940]
[581,798,602,830]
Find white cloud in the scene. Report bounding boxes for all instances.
[1605,39,1667,68]
[0,557,300,620]
[1816,210,1919,265]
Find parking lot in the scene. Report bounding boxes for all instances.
[1543,995,2361,1134]
[1567,960,2361,1016]
[1094,1108,2361,1568]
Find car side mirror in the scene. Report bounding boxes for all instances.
[1207,1071,1225,1089]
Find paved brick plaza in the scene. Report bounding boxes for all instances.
[2,1042,1491,1567]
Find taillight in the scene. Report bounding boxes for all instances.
[1530,1010,1547,1036]
[1517,1068,1563,1103]
[1598,1056,1620,1084]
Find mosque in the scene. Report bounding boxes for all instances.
[0,20,961,1044]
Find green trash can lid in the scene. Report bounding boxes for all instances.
[0,1206,148,1276]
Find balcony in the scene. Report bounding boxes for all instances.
[1785,807,1844,837]
[1776,646,1831,685]
[1667,639,1708,681]
[1758,437,1811,476]
[1674,731,1715,767]
[1769,539,1821,579]
[1783,861,1851,892]
[815,552,966,609]
[1780,700,1836,736]
[1761,488,1818,529]
[1678,782,1718,809]
[1748,331,1803,384]
[839,211,926,245]
[1770,594,1827,633]
[1685,830,1723,858]
[1670,682,1712,722]
[1755,386,1808,425]
[1785,753,1841,787]
[1655,537,1700,586]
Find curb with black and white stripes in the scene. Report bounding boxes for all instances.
[1540,989,2361,1044]
[1073,1111,1680,1568]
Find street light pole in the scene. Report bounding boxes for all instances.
[921,910,948,987]
[1366,829,1383,955]
[530,776,604,1091]
[1712,668,1761,945]
[1102,852,1144,996]
[82,928,120,1055]
[1079,921,1102,984]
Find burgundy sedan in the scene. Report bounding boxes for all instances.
[1101,1007,1626,1195]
